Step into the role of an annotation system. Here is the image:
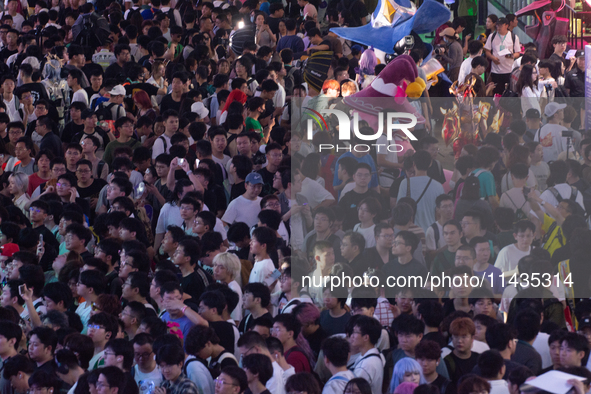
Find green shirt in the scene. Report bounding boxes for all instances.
[245,116,263,138]
[103,139,142,167]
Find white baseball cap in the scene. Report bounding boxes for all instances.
[191,102,209,119]
[108,85,126,96]
[544,102,567,117]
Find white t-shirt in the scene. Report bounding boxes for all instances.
[534,123,568,163]
[151,134,173,160]
[76,301,92,334]
[484,31,521,74]
[533,332,552,369]
[489,379,510,394]
[458,56,476,84]
[268,361,286,394]
[283,366,296,382]
[185,355,215,394]
[155,203,182,235]
[425,222,446,252]
[72,89,89,106]
[134,364,163,393]
[351,348,385,394]
[530,161,550,191]
[322,370,355,394]
[222,195,262,227]
[540,182,586,212]
[353,223,376,248]
[300,177,335,209]
[520,86,541,115]
[494,244,531,275]
[249,258,276,286]
[228,280,243,322]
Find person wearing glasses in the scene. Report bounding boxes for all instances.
[23,370,61,394]
[132,333,162,388]
[96,366,127,394]
[214,366,247,394]
[86,313,119,371]
[75,159,107,212]
[102,339,139,394]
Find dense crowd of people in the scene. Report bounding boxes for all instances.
[0,0,587,393]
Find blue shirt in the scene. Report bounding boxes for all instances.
[161,311,194,339]
[277,35,305,54]
[333,152,379,195]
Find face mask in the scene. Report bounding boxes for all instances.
[250,15,254,22]
[443,37,449,44]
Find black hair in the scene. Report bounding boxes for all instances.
[104,338,135,371]
[29,326,58,354]
[352,315,382,345]
[392,314,425,336]
[156,344,185,366]
[78,269,106,295]
[243,353,273,384]
[478,350,505,379]
[3,355,35,379]
[321,336,350,367]
[243,282,271,308]
[42,282,73,310]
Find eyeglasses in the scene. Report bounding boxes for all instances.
[214,378,237,387]
[56,183,71,189]
[88,324,105,330]
[134,351,153,359]
[76,169,91,174]
[103,351,116,357]
[265,202,281,209]
[393,241,407,246]
[95,382,110,390]
[8,130,22,135]
[29,208,44,214]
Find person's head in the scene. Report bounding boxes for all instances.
[460,211,483,238]
[156,344,185,381]
[243,282,271,310]
[561,332,589,367]
[507,366,535,394]
[321,336,350,369]
[513,220,535,249]
[0,320,21,356]
[103,338,134,371]
[340,231,365,261]
[97,366,126,394]
[272,313,301,347]
[250,226,275,257]
[215,366,248,394]
[43,282,73,312]
[27,370,61,394]
[415,340,442,377]
[392,230,419,257]
[443,220,463,248]
[87,312,118,346]
[478,350,506,380]
[348,315,382,352]
[242,353,273,386]
[449,317,475,353]
[352,163,372,188]
[454,244,476,269]
[390,357,425,392]
[28,327,58,363]
[392,314,425,352]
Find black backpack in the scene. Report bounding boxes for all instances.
[74,12,110,48]
[167,8,178,27]
[95,102,120,121]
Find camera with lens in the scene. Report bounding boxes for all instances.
[562,129,574,138]
[545,83,553,92]
[434,45,445,56]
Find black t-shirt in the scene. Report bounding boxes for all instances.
[382,258,428,298]
[268,16,281,35]
[15,82,49,104]
[180,268,213,302]
[444,351,480,385]
[389,177,405,199]
[0,47,17,62]
[319,310,351,337]
[305,325,327,360]
[125,83,159,98]
[338,188,381,230]
[104,63,125,80]
[84,86,101,101]
[257,166,277,197]
[77,178,108,199]
[431,374,451,394]
[238,311,273,334]
[160,94,182,113]
[209,321,236,354]
[62,121,85,144]
[231,182,246,202]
